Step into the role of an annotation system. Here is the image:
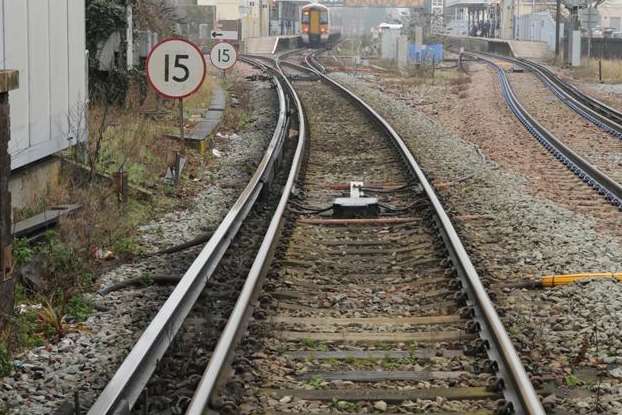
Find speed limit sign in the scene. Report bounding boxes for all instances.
[210,42,237,70]
[146,38,206,99]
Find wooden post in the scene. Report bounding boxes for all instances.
[0,70,19,331]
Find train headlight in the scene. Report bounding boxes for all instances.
[303,26,309,33]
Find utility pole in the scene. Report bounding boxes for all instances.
[555,0,561,60]
[0,70,19,331]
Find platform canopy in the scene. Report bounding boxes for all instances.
[445,0,497,8]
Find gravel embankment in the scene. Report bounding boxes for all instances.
[331,70,622,414]
[508,69,622,185]
[0,66,278,415]
[545,64,622,110]
[353,63,621,237]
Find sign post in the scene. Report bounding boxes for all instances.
[146,38,206,183]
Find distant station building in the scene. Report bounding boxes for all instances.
[444,0,500,37]
[270,0,308,35]
[425,0,445,34]
[0,0,87,207]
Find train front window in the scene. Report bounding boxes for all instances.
[320,12,328,24]
[302,11,310,23]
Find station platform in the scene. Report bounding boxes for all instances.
[243,35,301,55]
[445,35,552,60]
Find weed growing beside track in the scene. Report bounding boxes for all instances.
[0,72,241,364]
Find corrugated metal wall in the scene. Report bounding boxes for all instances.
[516,11,558,50]
[0,0,86,170]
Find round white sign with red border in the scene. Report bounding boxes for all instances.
[146,38,206,99]
[210,42,237,70]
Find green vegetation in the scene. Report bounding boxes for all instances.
[0,344,12,377]
[141,271,154,287]
[565,373,583,386]
[66,295,94,322]
[112,235,143,258]
[305,375,324,389]
[301,338,329,351]
[15,309,46,349]
[4,232,94,356]
[381,358,401,369]
[12,238,33,267]
[330,399,360,411]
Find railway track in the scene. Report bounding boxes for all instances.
[185,53,544,414]
[483,52,622,136]
[86,50,544,415]
[87,59,295,415]
[466,52,622,209]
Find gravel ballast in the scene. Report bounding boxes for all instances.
[0,67,278,415]
[330,70,622,414]
[508,69,622,185]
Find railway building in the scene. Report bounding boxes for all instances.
[0,0,87,208]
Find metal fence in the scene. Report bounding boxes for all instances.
[581,37,622,59]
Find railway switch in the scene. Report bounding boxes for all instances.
[332,181,379,218]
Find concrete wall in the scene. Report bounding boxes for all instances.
[213,0,243,20]
[0,0,87,171]
[500,0,513,39]
[9,158,61,210]
[241,0,270,40]
[445,35,514,56]
[515,11,560,50]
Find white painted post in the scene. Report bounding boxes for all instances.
[397,35,408,68]
[127,4,134,70]
[571,30,581,66]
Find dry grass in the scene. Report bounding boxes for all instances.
[184,75,215,112]
[219,72,251,133]
[93,106,171,187]
[3,75,222,357]
[571,58,622,83]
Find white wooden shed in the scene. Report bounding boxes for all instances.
[0,0,87,171]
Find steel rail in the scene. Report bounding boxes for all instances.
[469,53,622,208]
[184,48,545,414]
[518,58,622,133]
[185,55,307,415]
[87,58,292,415]
[304,51,545,415]
[475,51,622,138]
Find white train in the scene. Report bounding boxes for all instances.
[300,3,341,47]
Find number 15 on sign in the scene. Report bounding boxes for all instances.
[146,38,206,184]
[210,42,237,71]
[146,38,206,99]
